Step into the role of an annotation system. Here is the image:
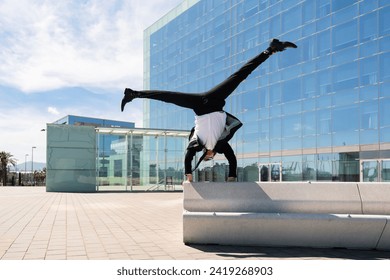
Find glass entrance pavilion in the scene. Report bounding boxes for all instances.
[46,124,189,192]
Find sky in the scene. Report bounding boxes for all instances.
[0,0,183,166]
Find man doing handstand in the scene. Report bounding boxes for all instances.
[121,39,297,182]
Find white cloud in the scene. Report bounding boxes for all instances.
[0,0,183,164]
[0,107,48,164]
[0,0,183,93]
[47,106,60,115]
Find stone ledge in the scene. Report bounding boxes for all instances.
[183,212,390,250]
[183,182,390,251]
[184,182,363,214]
[358,183,390,214]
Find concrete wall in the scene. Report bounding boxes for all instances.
[183,182,390,251]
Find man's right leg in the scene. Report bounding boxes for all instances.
[121,88,202,111]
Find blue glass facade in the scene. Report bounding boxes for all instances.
[144,0,390,182]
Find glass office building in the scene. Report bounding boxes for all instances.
[144,0,390,182]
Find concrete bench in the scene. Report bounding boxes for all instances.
[183,182,390,251]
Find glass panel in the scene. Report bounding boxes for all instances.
[379,79,390,99]
[282,79,301,102]
[332,105,359,132]
[283,100,302,115]
[282,5,301,33]
[361,101,379,130]
[336,152,359,182]
[259,164,269,182]
[318,70,331,94]
[360,85,378,101]
[269,15,281,37]
[283,115,301,138]
[332,0,355,12]
[333,89,358,107]
[242,160,259,182]
[302,0,315,22]
[242,90,259,110]
[360,12,378,43]
[379,35,390,54]
[270,139,282,151]
[282,137,302,150]
[271,164,281,182]
[316,95,332,109]
[303,135,316,148]
[332,20,357,51]
[317,30,331,55]
[317,134,331,147]
[333,131,359,146]
[317,110,331,134]
[211,160,228,182]
[360,56,378,86]
[360,130,379,145]
[302,73,316,98]
[382,160,390,182]
[360,40,379,58]
[379,5,390,36]
[379,98,390,127]
[332,47,358,65]
[379,52,390,82]
[270,117,281,139]
[259,88,269,109]
[303,155,317,181]
[317,153,333,181]
[362,161,379,182]
[303,98,316,111]
[269,84,282,105]
[259,140,270,153]
[381,127,390,143]
[332,2,357,25]
[259,120,269,141]
[270,104,282,118]
[316,0,330,18]
[360,0,378,14]
[301,37,316,61]
[333,61,358,91]
[282,156,302,181]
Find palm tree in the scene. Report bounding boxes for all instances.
[0,151,17,186]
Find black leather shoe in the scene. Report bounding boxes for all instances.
[269,38,297,53]
[121,88,137,111]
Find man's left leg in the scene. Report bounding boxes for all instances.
[203,38,297,101]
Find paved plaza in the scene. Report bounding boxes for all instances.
[0,187,389,260]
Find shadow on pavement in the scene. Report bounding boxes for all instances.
[188,244,390,260]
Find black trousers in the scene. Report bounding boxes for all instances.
[132,50,271,116]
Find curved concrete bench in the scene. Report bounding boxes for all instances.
[183,182,390,251]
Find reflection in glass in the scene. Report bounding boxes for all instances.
[362,161,379,182]
[271,164,281,182]
[382,161,390,182]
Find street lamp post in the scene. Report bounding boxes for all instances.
[31,146,36,186]
[25,154,29,185]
